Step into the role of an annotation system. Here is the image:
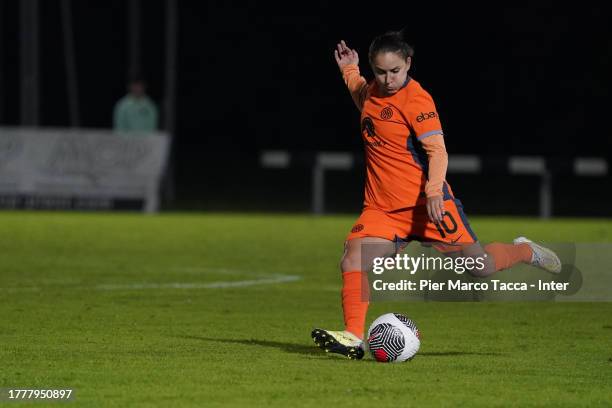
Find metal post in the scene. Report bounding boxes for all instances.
[162,0,178,205]
[0,0,4,123]
[312,161,324,215]
[127,0,141,78]
[20,0,39,126]
[164,0,177,136]
[539,170,552,219]
[311,153,354,215]
[60,0,80,127]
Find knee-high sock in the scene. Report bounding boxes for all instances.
[342,271,369,339]
[484,243,532,271]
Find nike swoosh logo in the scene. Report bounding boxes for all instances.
[450,234,463,244]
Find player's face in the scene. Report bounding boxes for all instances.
[371,52,411,96]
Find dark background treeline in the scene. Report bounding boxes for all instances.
[1,1,610,214]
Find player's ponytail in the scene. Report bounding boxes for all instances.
[368,30,414,63]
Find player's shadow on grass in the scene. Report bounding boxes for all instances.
[180,336,501,359]
[179,336,324,357]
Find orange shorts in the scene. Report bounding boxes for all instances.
[346,199,478,248]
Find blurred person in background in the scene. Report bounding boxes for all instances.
[113,76,158,133]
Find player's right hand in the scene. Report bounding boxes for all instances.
[334,40,359,70]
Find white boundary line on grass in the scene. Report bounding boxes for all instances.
[96,275,301,290]
[172,267,250,275]
[0,273,302,292]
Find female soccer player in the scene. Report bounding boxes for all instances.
[311,32,561,360]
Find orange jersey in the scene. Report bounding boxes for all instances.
[342,65,450,211]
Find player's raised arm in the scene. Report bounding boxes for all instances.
[334,40,367,111]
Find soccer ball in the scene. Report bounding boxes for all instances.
[367,313,420,362]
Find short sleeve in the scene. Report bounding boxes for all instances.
[405,91,443,140]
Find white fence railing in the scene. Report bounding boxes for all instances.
[260,151,608,218]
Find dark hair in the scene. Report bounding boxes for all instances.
[368,30,414,62]
[128,74,146,86]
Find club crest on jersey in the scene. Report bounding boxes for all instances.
[380,106,393,120]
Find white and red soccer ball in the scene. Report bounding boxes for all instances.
[367,313,421,362]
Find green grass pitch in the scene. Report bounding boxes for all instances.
[1,212,611,407]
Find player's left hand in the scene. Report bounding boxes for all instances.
[426,195,445,224]
[334,40,359,70]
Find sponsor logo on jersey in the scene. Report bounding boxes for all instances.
[362,117,375,137]
[361,117,386,147]
[416,111,437,122]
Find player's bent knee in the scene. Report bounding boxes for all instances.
[340,253,361,273]
[340,237,395,273]
[466,266,490,278]
[465,258,496,278]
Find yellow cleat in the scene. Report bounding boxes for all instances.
[311,329,364,360]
